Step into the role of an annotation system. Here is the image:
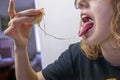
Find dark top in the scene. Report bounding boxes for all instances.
[42,42,120,80]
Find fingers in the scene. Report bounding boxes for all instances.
[5,16,34,37]
[16,9,40,17]
[8,0,16,19]
[4,26,17,39]
[8,16,35,26]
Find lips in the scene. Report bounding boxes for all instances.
[78,14,94,36]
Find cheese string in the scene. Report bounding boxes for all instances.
[38,18,77,40]
[34,8,77,40]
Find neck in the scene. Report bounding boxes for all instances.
[100,38,120,66]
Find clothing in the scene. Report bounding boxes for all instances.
[42,42,120,80]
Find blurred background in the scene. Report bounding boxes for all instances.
[0,0,42,80]
[35,0,80,68]
[0,0,80,80]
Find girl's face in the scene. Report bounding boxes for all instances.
[77,0,114,46]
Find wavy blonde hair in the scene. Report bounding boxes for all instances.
[80,0,120,60]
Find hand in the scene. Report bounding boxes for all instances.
[4,0,41,48]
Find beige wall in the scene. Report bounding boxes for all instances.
[34,0,80,68]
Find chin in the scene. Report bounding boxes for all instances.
[84,36,100,46]
[85,40,95,46]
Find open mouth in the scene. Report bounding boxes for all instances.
[78,14,94,36]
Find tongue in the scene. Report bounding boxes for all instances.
[78,22,94,36]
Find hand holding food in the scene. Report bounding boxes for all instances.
[4,0,44,48]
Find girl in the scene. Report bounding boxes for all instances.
[4,0,120,80]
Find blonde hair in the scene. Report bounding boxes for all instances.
[80,0,120,60]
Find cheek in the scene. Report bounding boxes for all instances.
[94,14,112,43]
[96,15,112,33]
[87,10,113,45]
[93,5,113,34]
[96,11,113,34]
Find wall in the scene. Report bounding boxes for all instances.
[34,0,81,68]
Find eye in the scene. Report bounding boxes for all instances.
[74,0,89,9]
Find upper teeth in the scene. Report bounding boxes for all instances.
[81,15,88,19]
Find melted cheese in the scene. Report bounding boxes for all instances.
[33,8,45,26]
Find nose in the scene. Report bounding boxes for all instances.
[76,0,89,9]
